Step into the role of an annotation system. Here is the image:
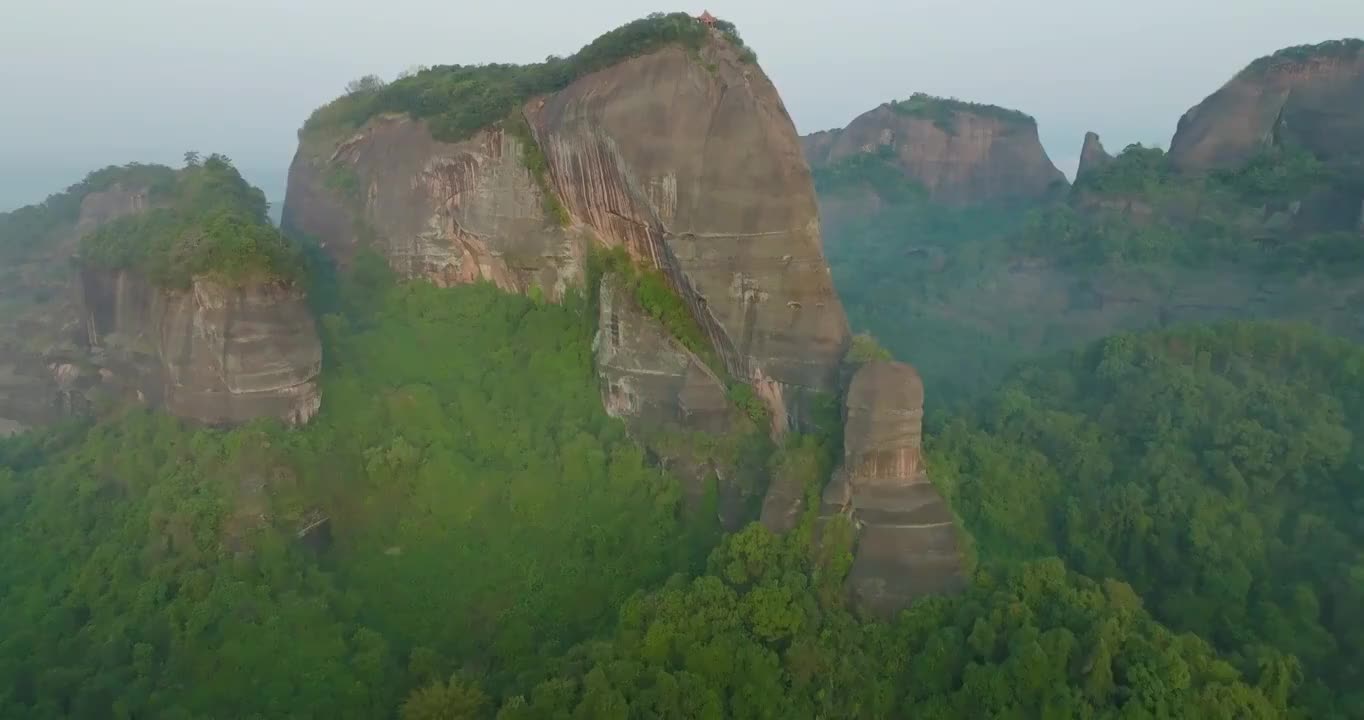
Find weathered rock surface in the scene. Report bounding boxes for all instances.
[287,33,851,431]
[0,185,154,430]
[1077,131,1114,179]
[0,179,323,431]
[595,274,757,527]
[594,274,732,435]
[81,270,322,426]
[805,102,1068,206]
[1169,40,1364,171]
[820,361,966,617]
[528,37,850,424]
[283,117,588,300]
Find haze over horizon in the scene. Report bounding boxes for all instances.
[2,0,1360,211]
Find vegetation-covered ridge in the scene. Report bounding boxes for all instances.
[0,266,715,718]
[1030,142,1363,270]
[888,92,1037,128]
[0,163,176,263]
[302,12,756,145]
[1244,37,1363,73]
[930,321,1364,717]
[79,154,304,288]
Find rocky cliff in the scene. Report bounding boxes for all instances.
[284,22,850,431]
[819,361,966,616]
[595,273,762,527]
[805,96,1068,206]
[80,269,322,426]
[1076,131,1114,179]
[1169,39,1364,172]
[0,163,323,432]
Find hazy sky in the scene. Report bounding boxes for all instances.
[1,0,1361,209]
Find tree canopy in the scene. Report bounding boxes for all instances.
[301,12,755,145]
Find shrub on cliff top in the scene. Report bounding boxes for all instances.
[80,155,302,288]
[887,92,1035,132]
[301,12,756,145]
[0,163,177,262]
[1245,37,1363,74]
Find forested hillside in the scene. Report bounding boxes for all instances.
[0,259,713,717]
[929,321,1364,717]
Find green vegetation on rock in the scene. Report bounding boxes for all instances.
[302,12,756,145]
[888,93,1036,133]
[505,114,570,226]
[0,164,176,262]
[1245,37,1363,73]
[0,268,712,718]
[80,155,303,288]
[930,321,1364,717]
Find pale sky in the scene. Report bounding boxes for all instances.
[1,0,1360,210]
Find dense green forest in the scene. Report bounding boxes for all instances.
[0,164,176,263]
[438,527,1284,719]
[302,12,753,146]
[0,261,712,717]
[79,155,302,287]
[929,321,1364,718]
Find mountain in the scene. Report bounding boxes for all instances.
[818,40,1364,407]
[0,157,320,434]
[805,94,1068,208]
[283,15,849,435]
[1169,39,1364,173]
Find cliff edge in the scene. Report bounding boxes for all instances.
[1169,39,1364,172]
[806,95,1068,206]
[284,13,850,430]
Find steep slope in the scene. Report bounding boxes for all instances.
[284,14,850,430]
[0,158,321,430]
[806,94,1068,206]
[1169,39,1364,172]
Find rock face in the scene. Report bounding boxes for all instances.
[820,361,966,617]
[81,270,322,426]
[594,273,757,528]
[285,32,850,430]
[0,185,153,431]
[805,101,1068,206]
[1077,131,1114,179]
[594,274,732,436]
[0,180,323,431]
[1169,40,1364,171]
[283,117,588,300]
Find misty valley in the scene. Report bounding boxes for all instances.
[0,12,1362,720]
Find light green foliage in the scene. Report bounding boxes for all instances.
[845,332,893,363]
[302,13,755,145]
[930,321,1364,717]
[469,527,1280,718]
[0,273,710,717]
[0,163,176,262]
[887,93,1035,132]
[80,155,302,287]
